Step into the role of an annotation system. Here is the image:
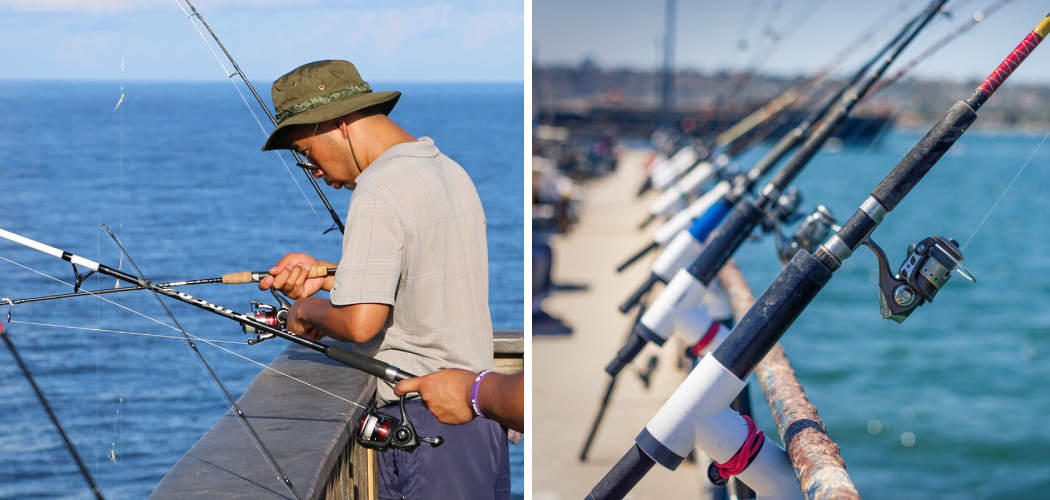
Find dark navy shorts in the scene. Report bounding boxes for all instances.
[377,398,511,500]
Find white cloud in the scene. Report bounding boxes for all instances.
[462,10,522,50]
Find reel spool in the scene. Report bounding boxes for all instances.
[761,186,804,233]
[356,395,444,453]
[863,235,975,323]
[241,288,290,344]
[775,205,838,266]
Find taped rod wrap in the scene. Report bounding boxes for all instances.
[687,200,764,286]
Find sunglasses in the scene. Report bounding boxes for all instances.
[294,122,322,171]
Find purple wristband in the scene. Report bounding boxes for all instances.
[471,371,495,419]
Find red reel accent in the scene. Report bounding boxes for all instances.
[251,310,281,327]
[372,419,392,441]
[357,412,395,443]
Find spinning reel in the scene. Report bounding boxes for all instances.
[241,288,290,344]
[356,395,444,452]
[760,186,839,265]
[774,205,838,266]
[760,186,805,234]
[863,235,975,323]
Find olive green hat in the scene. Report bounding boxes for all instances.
[262,60,400,151]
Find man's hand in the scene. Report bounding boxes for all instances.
[287,297,325,340]
[259,253,334,300]
[394,369,477,426]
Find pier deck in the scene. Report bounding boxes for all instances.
[533,150,710,499]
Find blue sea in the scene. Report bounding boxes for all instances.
[0,81,524,499]
[726,127,1050,498]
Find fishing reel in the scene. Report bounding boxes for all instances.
[774,205,838,266]
[761,186,805,233]
[241,288,290,344]
[863,235,975,323]
[356,395,444,453]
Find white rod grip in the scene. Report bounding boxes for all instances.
[0,228,100,271]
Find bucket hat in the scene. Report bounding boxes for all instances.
[262,60,400,151]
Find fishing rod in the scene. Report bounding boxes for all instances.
[587,12,1049,500]
[637,1,809,200]
[618,6,925,273]
[614,0,932,313]
[0,228,411,382]
[712,0,917,153]
[866,0,1015,99]
[617,0,995,302]
[639,77,829,233]
[2,267,336,306]
[2,221,309,500]
[606,0,947,377]
[0,321,106,500]
[625,0,962,265]
[580,284,740,463]
[639,59,827,206]
[176,0,345,235]
[0,226,446,454]
[640,26,886,219]
[579,289,652,462]
[604,0,949,384]
[697,0,829,148]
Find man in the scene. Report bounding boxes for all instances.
[258,60,509,500]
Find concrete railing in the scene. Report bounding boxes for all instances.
[149,329,524,500]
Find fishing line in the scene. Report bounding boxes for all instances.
[735,0,762,52]
[189,337,365,408]
[0,367,75,497]
[706,0,830,143]
[759,0,784,44]
[0,256,364,407]
[6,321,242,345]
[5,320,366,409]
[828,79,920,210]
[172,0,317,214]
[0,254,178,333]
[95,230,102,481]
[962,127,1050,250]
[114,67,127,480]
[99,225,304,500]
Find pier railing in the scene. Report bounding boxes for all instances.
[149,329,524,500]
[718,261,861,500]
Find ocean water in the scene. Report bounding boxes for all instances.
[0,81,524,499]
[726,127,1050,498]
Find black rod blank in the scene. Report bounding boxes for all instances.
[0,323,106,500]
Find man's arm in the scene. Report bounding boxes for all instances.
[394,369,525,433]
[287,298,390,344]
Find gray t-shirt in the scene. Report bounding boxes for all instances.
[330,137,493,404]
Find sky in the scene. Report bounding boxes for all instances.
[0,0,524,82]
[534,0,1050,84]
